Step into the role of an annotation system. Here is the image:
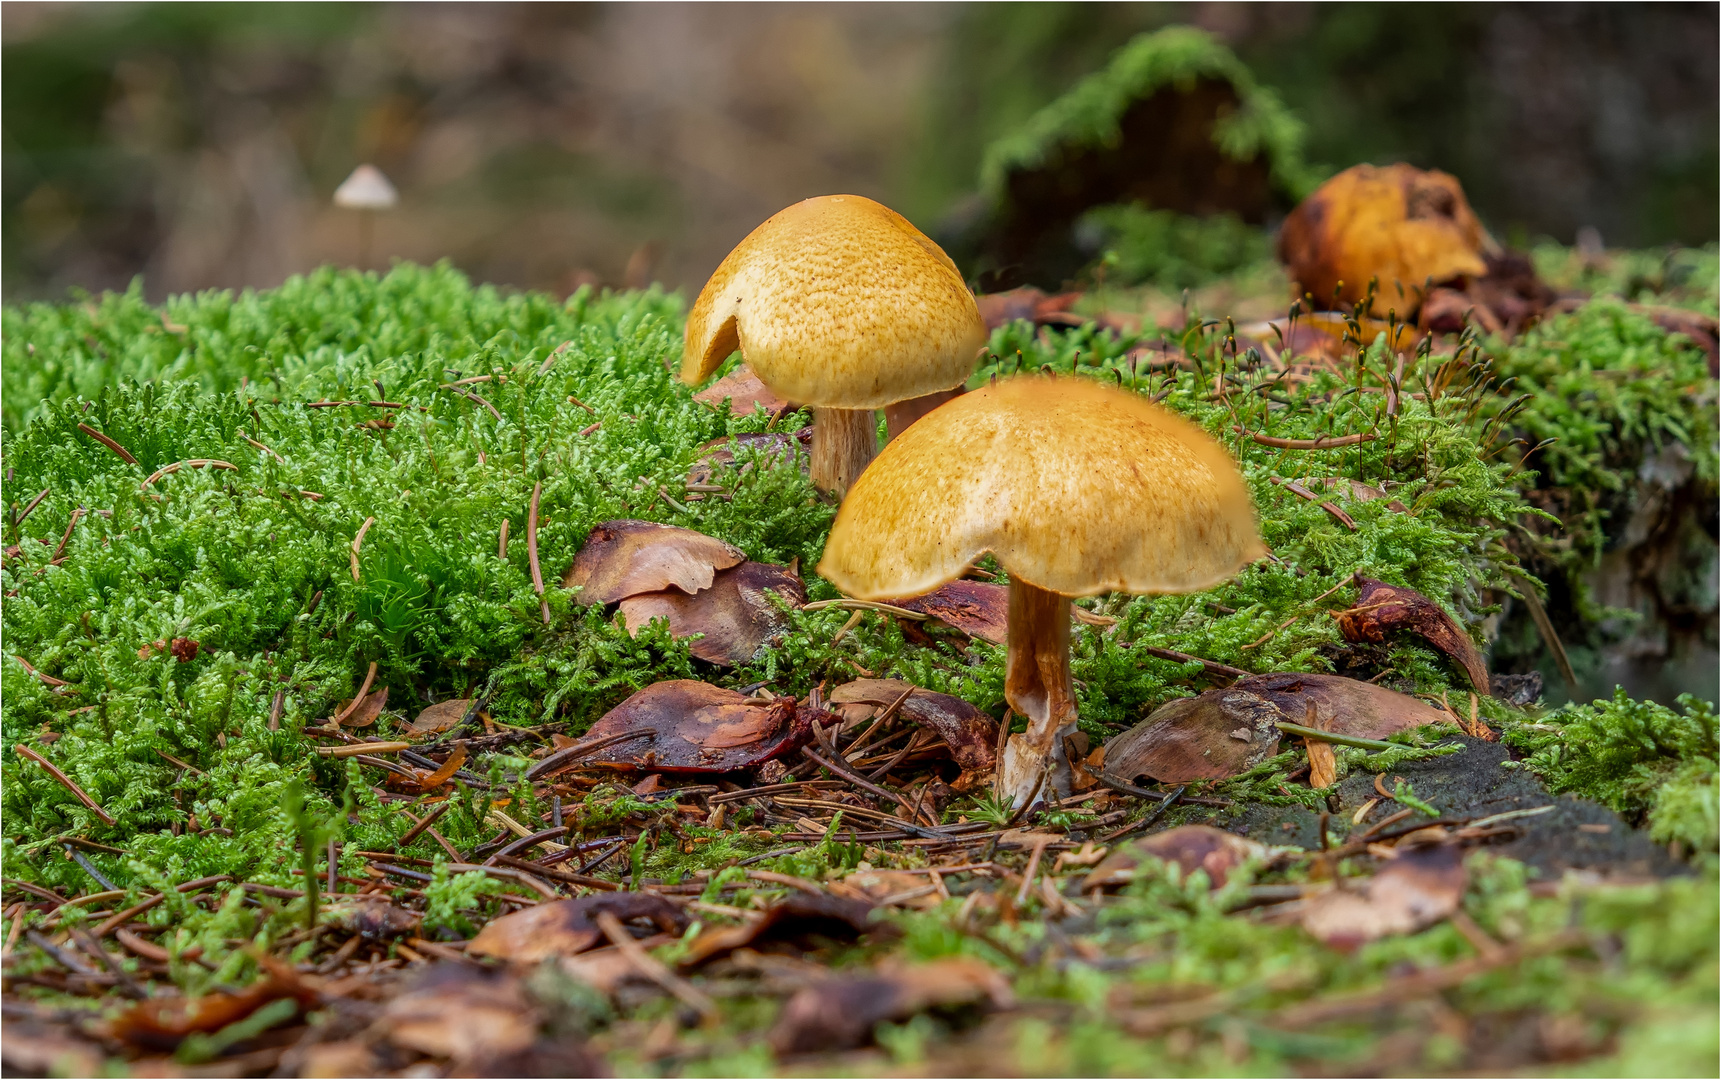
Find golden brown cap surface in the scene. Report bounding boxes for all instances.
[681,195,987,409]
[818,375,1266,599]
[1277,163,1490,314]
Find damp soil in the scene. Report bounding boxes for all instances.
[1196,736,1691,880]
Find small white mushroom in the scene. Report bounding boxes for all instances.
[333,165,398,269]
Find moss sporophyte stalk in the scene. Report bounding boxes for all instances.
[1,257,1714,1074]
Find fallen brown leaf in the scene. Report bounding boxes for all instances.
[381,965,539,1062]
[829,679,999,788]
[333,686,388,728]
[1301,843,1467,950]
[844,869,942,909]
[680,890,882,968]
[411,698,473,736]
[468,893,690,965]
[1235,672,1449,741]
[768,956,1013,1055]
[1278,163,1490,317]
[1084,825,1267,891]
[331,899,423,940]
[686,430,813,487]
[618,560,805,666]
[1103,686,1283,783]
[1335,577,1490,695]
[579,680,830,774]
[109,974,319,1051]
[691,364,795,417]
[563,519,745,603]
[890,579,1009,644]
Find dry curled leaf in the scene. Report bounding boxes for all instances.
[829,679,999,789]
[410,698,472,736]
[680,890,883,968]
[1300,843,1467,950]
[334,687,388,728]
[579,680,831,774]
[109,974,318,1051]
[1084,825,1268,891]
[844,869,942,910]
[768,957,1013,1055]
[382,965,539,1063]
[1103,687,1283,783]
[1278,162,1490,316]
[468,893,689,965]
[891,580,1009,644]
[563,519,745,604]
[330,899,422,940]
[691,364,795,417]
[686,429,812,487]
[1335,577,1490,695]
[1236,672,1450,742]
[1307,740,1338,790]
[618,560,805,666]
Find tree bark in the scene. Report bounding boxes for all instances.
[997,577,1078,808]
[810,407,876,495]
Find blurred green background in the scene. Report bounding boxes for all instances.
[5,2,1717,301]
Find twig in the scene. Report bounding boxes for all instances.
[64,846,118,891]
[528,481,548,624]
[440,385,503,421]
[330,662,378,726]
[268,688,285,731]
[1235,428,1375,450]
[800,746,934,832]
[398,802,452,846]
[317,741,409,758]
[350,517,375,581]
[1506,570,1577,694]
[442,863,558,901]
[801,598,930,620]
[240,432,285,462]
[139,459,237,489]
[14,488,50,529]
[48,508,85,564]
[1136,646,1250,680]
[1271,478,1357,530]
[76,424,138,465]
[14,746,116,825]
[524,729,656,780]
[497,518,509,560]
[595,909,719,1021]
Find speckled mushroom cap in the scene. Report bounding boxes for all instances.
[818,375,1266,599]
[681,195,987,410]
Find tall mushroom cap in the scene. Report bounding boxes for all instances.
[818,375,1265,599]
[681,195,987,409]
[333,164,399,210]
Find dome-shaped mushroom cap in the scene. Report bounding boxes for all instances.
[681,195,987,410]
[818,376,1266,599]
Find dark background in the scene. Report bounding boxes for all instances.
[5,2,1716,302]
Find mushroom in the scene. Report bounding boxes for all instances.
[333,164,398,270]
[681,195,987,494]
[818,374,1264,808]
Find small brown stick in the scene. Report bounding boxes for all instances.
[12,656,74,689]
[330,662,379,726]
[656,486,689,515]
[139,460,238,489]
[48,508,85,563]
[1271,478,1358,530]
[304,400,362,408]
[595,909,719,1021]
[1014,833,1053,907]
[1241,614,1298,650]
[841,687,915,760]
[268,688,285,731]
[565,393,597,414]
[538,341,574,377]
[14,745,116,825]
[578,421,602,437]
[92,874,229,939]
[397,802,452,846]
[14,488,50,528]
[317,741,409,758]
[524,728,656,780]
[441,385,503,421]
[76,423,138,465]
[240,433,285,462]
[527,481,547,624]
[801,746,923,821]
[443,863,558,901]
[1235,427,1376,450]
[1136,646,1250,680]
[867,729,931,782]
[350,516,375,581]
[366,401,405,409]
[497,518,509,560]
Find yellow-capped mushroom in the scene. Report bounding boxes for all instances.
[682,195,987,494]
[819,374,1265,807]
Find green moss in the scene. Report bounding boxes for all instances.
[1078,205,1276,291]
[978,26,1318,207]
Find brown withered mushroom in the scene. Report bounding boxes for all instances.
[819,375,1264,808]
[1278,163,1493,317]
[680,195,987,494]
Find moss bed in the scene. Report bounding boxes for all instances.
[1,259,1716,1075]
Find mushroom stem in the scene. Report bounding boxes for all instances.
[883,387,964,443]
[810,407,877,494]
[998,578,1079,809]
